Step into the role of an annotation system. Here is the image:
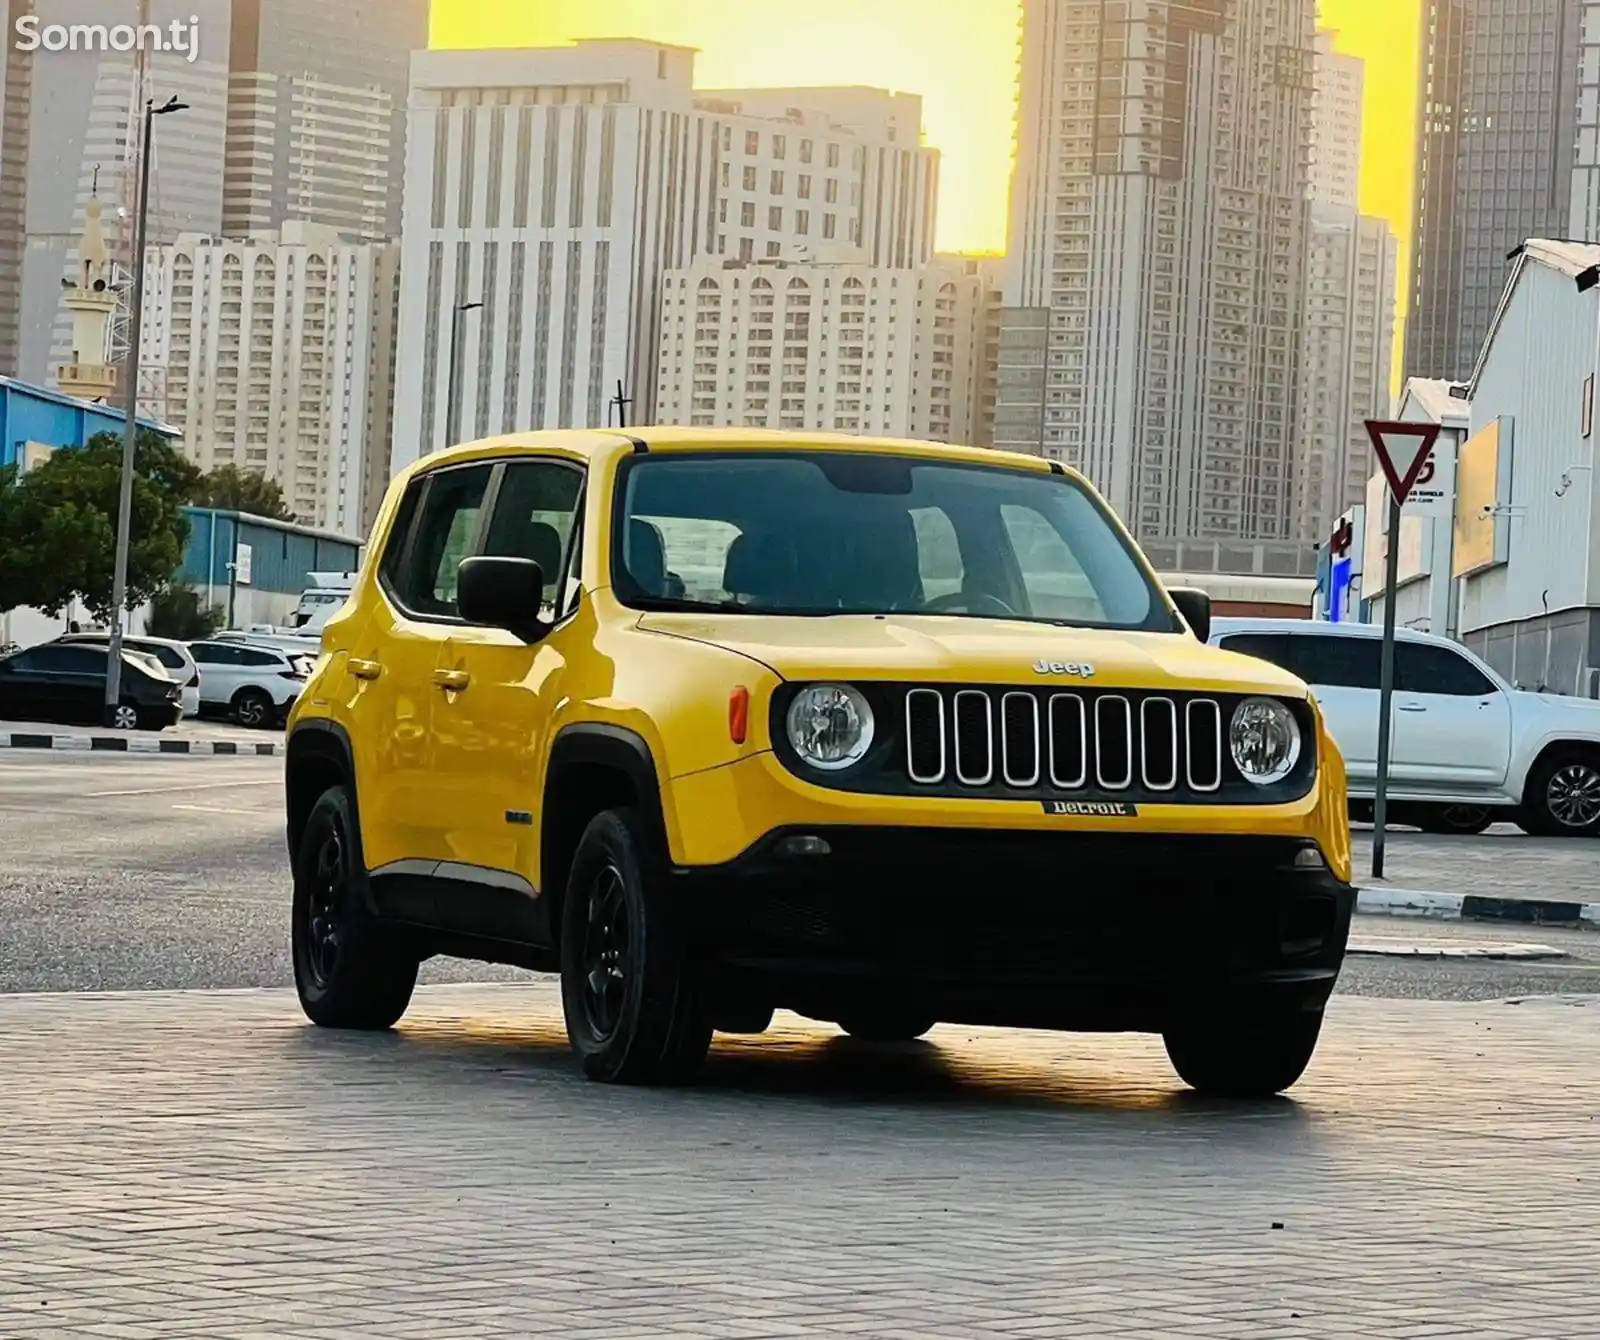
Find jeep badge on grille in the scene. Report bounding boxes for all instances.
[1033,660,1095,678]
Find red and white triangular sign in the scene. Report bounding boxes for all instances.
[1365,419,1443,505]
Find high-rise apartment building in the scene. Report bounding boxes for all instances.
[390,40,939,471]
[21,0,422,388]
[996,0,1316,543]
[1309,30,1362,212]
[1407,0,1580,382]
[654,251,995,445]
[1292,33,1397,544]
[142,224,400,534]
[222,0,427,240]
[0,0,34,376]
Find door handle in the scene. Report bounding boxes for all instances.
[1398,703,1426,712]
[432,668,471,692]
[349,658,381,681]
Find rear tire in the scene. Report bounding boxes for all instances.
[1164,1007,1324,1098]
[835,1008,936,1043]
[292,785,417,1029]
[559,807,711,1085]
[232,686,276,730]
[1521,748,1600,837]
[1417,804,1494,836]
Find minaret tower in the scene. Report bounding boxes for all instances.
[56,184,119,403]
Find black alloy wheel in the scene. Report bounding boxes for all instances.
[579,863,631,1045]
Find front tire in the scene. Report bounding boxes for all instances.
[1521,749,1600,836]
[559,808,711,1085]
[111,703,140,731]
[292,785,417,1029]
[1164,1007,1324,1098]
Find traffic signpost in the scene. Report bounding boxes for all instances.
[1364,420,1443,879]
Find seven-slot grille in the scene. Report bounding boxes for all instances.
[904,687,1225,796]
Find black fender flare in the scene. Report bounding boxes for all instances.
[284,718,363,868]
[541,722,669,896]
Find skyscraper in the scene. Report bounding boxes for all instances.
[1406,0,1580,382]
[997,0,1316,543]
[222,0,427,240]
[20,0,425,390]
[1292,33,1397,544]
[390,41,938,469]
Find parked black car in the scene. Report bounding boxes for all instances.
[0,643,183,730]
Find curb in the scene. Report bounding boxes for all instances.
[0,730,281,757]
[1357,886,1600,932]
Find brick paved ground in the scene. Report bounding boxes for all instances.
[1,982,1596,1339]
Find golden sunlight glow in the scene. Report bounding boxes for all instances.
[434,1,1419,323]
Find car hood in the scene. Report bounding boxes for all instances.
[636,612,1307,695]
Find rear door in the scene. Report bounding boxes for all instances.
[1392,640,1511,789]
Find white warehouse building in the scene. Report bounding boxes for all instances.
[390,40,938,472]
[1363,240,1600,696]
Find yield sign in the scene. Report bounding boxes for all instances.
[1365,419,1443,505]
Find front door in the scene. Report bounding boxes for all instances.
[348,461,494,873]
[430,457,585,890]
[1392,641,1511,790]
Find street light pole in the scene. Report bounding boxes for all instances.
[444,299,484,450]
[104,94,186,726]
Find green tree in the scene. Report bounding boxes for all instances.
[194,464,294,521]
[145,584,223,641]
[0,430,201,621]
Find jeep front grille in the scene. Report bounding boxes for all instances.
[904,687,1225,797]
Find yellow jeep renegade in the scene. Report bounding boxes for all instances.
[286,428,1353,1095]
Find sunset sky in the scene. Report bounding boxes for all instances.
[433,1,1421,309]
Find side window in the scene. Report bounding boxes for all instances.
[377,478,424,593]
[480,461,584,606]
[195,644,242,665]
[1397,643,1497,696]
[393,465,492,618]
[1220,634,1305,678]
[24,646,104,672]
[136,644,186,670]
[1220,633,1382,690]
[1297,635,1382,690]
[911,507,964,601]
[236,649,280,667]
[999,502,1107,622]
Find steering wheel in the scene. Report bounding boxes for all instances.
[922,591,1018,617]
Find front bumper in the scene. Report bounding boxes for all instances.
[673,828,1355,1032]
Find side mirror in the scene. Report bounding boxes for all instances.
[457,556,549,642]
[1168,586,1211,643]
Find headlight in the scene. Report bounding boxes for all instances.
[1229,697,1301,786]
[786,684,874,771]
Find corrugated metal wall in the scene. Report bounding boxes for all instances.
[178,509,360,598]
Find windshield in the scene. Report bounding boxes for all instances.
[613,452,1174,631]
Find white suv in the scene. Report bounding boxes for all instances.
[189,639,311,728]
[1211,618,1600,837]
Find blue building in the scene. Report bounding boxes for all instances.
[181,508,361,629]
[0,375,361,643]
[0,376,179,467]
